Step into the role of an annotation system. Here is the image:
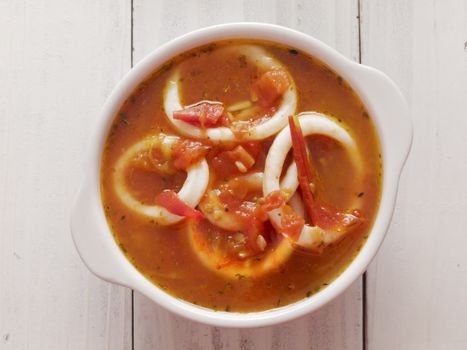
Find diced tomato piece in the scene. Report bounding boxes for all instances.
[236,201,266,252]
[218,113,231,127]
[278,204,305,239]
[173,139,210,170]
[252,69,290,108]
[214,190,269,253]
[217,187,244,207]
[173,102,225,128]
[259,190,286,212]
[154,190,203,220]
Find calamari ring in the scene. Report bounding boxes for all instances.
[199,169,299,232]
[188,221,293,279]
[263,112,364,250]
[163,45,297,141]
[113,134,209,225]
[189,169,298,279]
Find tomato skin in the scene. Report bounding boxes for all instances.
[154,190,203,220]
[173,139,210,170]
[279,204,305,239]
[173,102,225,127]
[252,69,290,108]
[259,190,285,212]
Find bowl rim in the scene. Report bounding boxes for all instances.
[71,22,412,328]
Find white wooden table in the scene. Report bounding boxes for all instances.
[1,1,466,349]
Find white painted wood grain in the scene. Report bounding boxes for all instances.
[8,1,466,348]
[132,1,363,349]
[134,280,362,350]
[361,0,467,349]
[0,1,132,349]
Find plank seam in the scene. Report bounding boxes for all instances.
[357,1,367,350]
[358,0,362,64]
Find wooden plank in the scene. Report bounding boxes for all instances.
[132,1,363,349]
[361,1,467,349]
[0,1,132,348]
[134,280,362,350]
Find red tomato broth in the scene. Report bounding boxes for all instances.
[101,40,382,312]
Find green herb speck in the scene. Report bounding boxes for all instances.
[238,55,247,68]
[119,112,129,125]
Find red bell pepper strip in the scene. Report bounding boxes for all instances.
[288,115,363,230]
[288,115,319,225]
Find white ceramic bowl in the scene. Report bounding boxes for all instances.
[70,22,412,328]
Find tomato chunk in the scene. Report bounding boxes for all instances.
[173,102,225,128]
[259,190,286,212]
[278,204,305,239]
[155,190,203,220]
[173,139,210,170]
[252,69,290,107]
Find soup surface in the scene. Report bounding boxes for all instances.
[101,40,382,312]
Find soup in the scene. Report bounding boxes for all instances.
[101,40,382,312]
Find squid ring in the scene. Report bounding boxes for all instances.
[263,112,364,250]
[163,45,297,142]
[113,134,209,225]
[188,221,294,279]
[189,170,298,278]
[199,169,299,232]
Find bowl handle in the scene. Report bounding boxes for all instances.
[70,182,135,287]
[351,64,413,171]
